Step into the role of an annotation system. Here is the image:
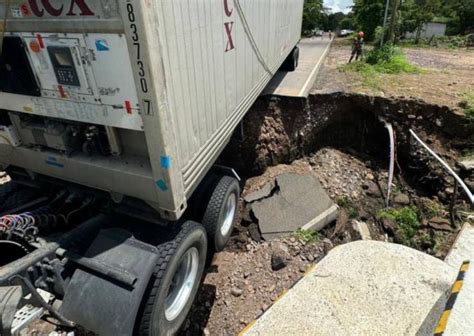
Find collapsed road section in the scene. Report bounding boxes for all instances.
[181,91,474,335]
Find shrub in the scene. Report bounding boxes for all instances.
[460,91,474,121]
[341,44,422,76]
[377,206,421,246]
[365,45,421,74]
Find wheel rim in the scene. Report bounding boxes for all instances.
[220,193,237,236]
[165,247,199,321]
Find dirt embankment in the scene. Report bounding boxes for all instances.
[181,92,474,336]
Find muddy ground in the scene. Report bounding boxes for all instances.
[17,41,474,336]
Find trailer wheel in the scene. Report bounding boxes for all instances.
[281,46,299,72]
[136,221,207,336]
[202,176,240,251]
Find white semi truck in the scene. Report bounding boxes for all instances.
[0,0,304,334]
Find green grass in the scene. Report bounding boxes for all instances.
[460,91,474,121]
[340,45,423,88]
[293,229,321,243]
[377,206,421,246]
[337,196,359,219]
[339,46,424,92]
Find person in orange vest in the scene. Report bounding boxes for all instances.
[349,31,365,63]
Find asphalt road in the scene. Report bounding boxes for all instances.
[262,37,333,98]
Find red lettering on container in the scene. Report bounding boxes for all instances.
[66,0,94,16]
[224,22,235,52]
[27,0,94,17]
[223,0,233,17]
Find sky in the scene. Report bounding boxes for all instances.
[324,0,354,14]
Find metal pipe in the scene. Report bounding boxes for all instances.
[409,129,474,204]
[385,122,395,207]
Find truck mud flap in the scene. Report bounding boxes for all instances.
[60,228,158,336]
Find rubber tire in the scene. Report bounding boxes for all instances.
[280,46,299,72]
[136,221,207,336]
[202,176,240,252]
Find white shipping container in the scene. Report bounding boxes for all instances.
[0,0,304,220]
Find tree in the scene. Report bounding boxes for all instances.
[302,0,326,32]
[442,0,474,34]
[328,12,347,30]
[400,0,441,41]
[387,0,401,43]
[353,0,385,41]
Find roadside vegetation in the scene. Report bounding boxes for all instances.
[338,45,423,91]
[377,206,421,246]
[293,229,321,243]
[460,91,474,121]
[337,196,359,219]
[400,34,474,49]
[342,45,422,75]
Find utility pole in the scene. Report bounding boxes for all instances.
[387,0,401,44]
[380,0,390,47]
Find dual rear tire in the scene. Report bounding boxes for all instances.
[280,46,300,72]
[136,175,240,335]
[202,176,240,252]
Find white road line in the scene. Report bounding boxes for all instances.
[298,39,333,97]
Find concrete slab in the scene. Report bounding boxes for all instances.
[262,38,332,98]
[251,173,338,240]
[244,181,275,203]
[243,241,457,336]
[443,223,474,336]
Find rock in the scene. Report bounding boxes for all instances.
[458,158,474,172]
[428,217,453,232]
[271,253,288,271]
[465,178,474,191]
[248,223,262,242]
[231,287,243,297]
[271,244,290,271]
[381,218,396,235]
[365,182,381,197]
[394,193,410,205]
[332,208,349,238]
[203,328,211,336]
[267,284,276,293]
[322,238,334,253]
[352,220,372,240]
[237,232,248,243]
[366,173,374,181]
[243,271,251,278]
[445,187,454,195]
